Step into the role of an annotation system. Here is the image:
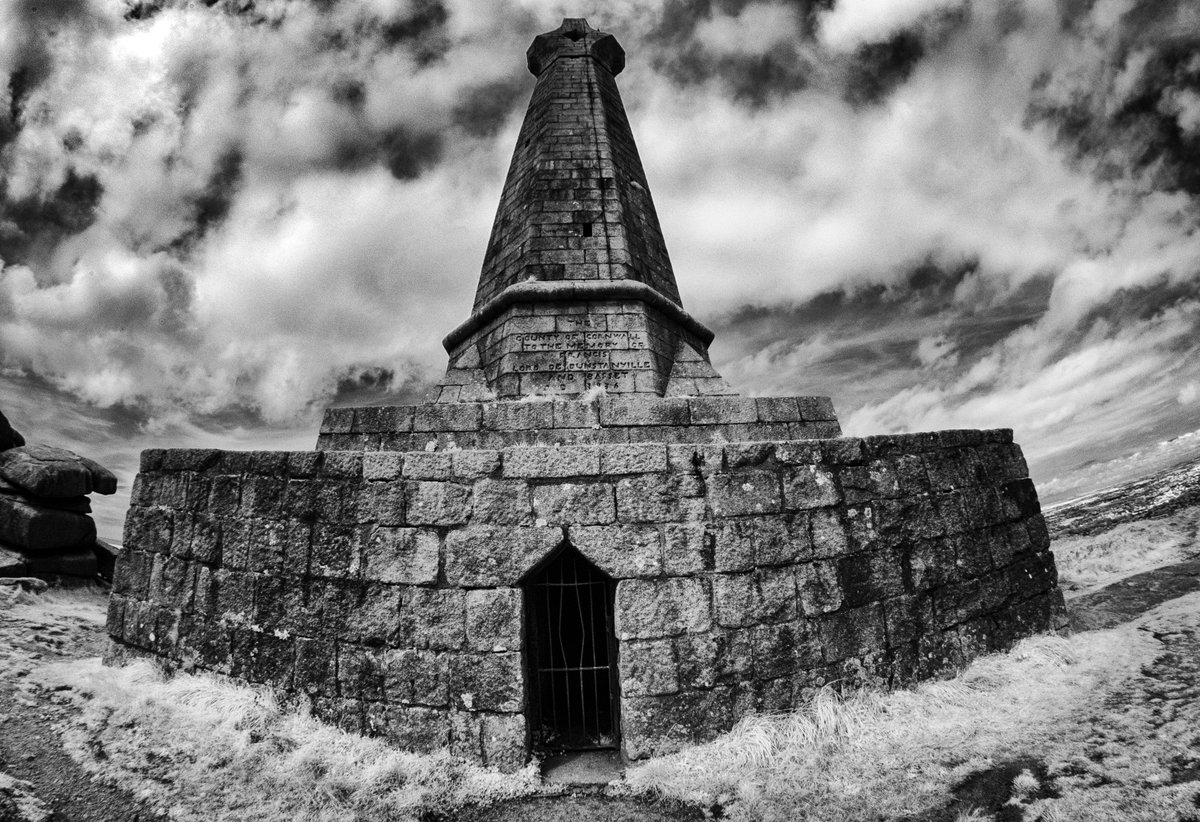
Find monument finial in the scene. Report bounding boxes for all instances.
[527,18,625,76]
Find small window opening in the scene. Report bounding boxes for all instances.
[581,223,593,237]
[523,545,619,754]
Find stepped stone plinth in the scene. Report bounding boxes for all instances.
[105,19,1067,771]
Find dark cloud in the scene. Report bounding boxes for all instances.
[451,78,527,137]
[379,0,450,64]
[0,168,103,267]
[842,31,925,106]
[380,126,443,181]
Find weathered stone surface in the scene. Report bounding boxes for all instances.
[0,409,24,451]
[0,495,96,551]
[570,524,662,578]
[364,527,439,584]
[0,444,117,497]
[102,15,1059,774]
[465,588,523,652]
[615,577,711,639]
[532,481,615,525]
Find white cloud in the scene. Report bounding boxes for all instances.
[817,0,967,52]
[694,3,803,56]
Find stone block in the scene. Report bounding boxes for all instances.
[413,403,482,433]
[405,481,471,526]
[599,396,688,427]
[383,649,450,707]
[465,588,523,652]
[837,549,906,608]
[662,522,712,575]
[399,588,466,651]
[713,573,755,628]
[552,399,600,428]
[0,495,96,552]
[754,622,801,679]
[451,653,524,712]
[123,506,174,554]
[309,522,363,577]
[503,445,600,478]
[688,397,756,425]
[621,687,734,760]
[318,451,362,479]
[481,713,527,772]
[570,524,662,578]
[453,450,501,479]
[809,509,849,557]
[321,407,354,434]
[402,452,453,481]
[666,444,725,474]
[362,452,404,481]
[723,443,775,470]
[796,396,835,420]
[338,646,387,702]
[783,465,840,510]
[361,481,405,526]
[615,577,711,640]
[796,560,842,615]
[755,566,799,624]
[756,397,800,423]
[615,474,682,523]
[818,602,887,662]
[482,401,554,431]
[364,527,439,585]
[472,479,533,525]
[754,515,808,566]
[213,569,255,623]
[999,479,1040,520]
[532,481,616,525]
[673,632,719,689]
[381,705,449,753]
[711,518,756,573]
[708,471,782,518]
[240,476,285,518]
[148,553,189,605]
[620,639,679,696]
[600,443,669,474]
[444,526,560,587]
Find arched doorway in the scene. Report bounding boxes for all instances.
[522,543,619,754]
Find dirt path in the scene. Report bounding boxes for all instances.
[0,584,155,822]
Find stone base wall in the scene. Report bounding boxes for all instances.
[106,429,1067,768]
[316,395,841,452]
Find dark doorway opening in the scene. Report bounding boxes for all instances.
[523,544,619,754]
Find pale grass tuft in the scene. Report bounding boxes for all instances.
[625,624,1164,821]
[955,807,993,822]
[1011,768,1040,798]
[33,657,546,821]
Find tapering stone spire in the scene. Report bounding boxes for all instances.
[438,18,734,401]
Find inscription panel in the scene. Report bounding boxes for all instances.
[501,329,656,395]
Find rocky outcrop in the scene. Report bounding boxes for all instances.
[0,410,24,452]
[0,415,117,581]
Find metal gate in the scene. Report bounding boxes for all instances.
[524,546,619,753]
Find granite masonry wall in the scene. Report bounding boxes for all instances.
[107,429,1067,768]
[316,395,842,452]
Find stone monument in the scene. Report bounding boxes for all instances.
[105,19,1067,771]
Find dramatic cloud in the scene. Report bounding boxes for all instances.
[3,0,1200,533]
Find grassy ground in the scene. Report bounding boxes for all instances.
[2,504,1198,822]
[1051,506,1200,597]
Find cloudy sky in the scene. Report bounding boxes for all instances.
[3,0,1200,540]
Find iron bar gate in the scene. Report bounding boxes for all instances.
[524,546,619,753]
